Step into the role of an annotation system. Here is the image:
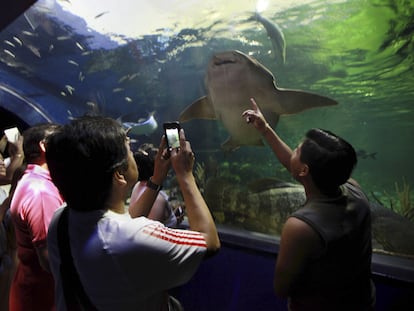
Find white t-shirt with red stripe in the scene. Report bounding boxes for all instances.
[47,206,207,311]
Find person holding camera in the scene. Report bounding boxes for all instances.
[243,98,375,311]
[46,116,220,311]
[130,144,184,228]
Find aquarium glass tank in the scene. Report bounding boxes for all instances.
[1,0,413,260]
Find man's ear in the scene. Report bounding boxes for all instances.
[298,164,309,177]
[114,170,127,186]
[39,140,46,153]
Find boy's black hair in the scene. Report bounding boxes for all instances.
[300,128,357,195]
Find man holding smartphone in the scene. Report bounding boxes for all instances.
[46,116,220,311]
[164,122,181,150]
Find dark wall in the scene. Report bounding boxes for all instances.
[0,106,29,131]
[171,242,414,311]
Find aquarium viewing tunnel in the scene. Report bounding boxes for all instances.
[1,0,414,310]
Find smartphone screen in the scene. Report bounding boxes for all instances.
[163,122,180,149]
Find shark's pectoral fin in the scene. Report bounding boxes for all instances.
[275,89,338,114]
[179,96,217,122]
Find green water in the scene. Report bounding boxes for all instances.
[168,0,414,205]
[105,0,413,215]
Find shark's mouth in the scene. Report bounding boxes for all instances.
[213,58,236,66]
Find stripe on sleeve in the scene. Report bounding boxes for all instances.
[143,224,207,248]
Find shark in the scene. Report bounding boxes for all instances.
[179,50,338,151]
[253,12,286,64]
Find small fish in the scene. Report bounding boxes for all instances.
[26,44,41,58]
[95,11,109,19]
[48,44,54,52]
[125,97,132,102]
[57,35,71,41]
[12,36,23,46]
[78,71,85,81]
[3,49,15,58]
[112,88,124,93]
[119,113,158,137]
[128,73,139,80]
[356,149,377,160]
[60,91,67,96]
[76,42,84,51]
[65,85,75,95]
[21,30,37,37]
[68,59,79,66]
[4,40,15,48]
[118,75,129,83]
[253,12,286,64]
[67,110,76,120]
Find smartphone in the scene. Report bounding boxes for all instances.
[4,127,20,144]
[163,122,181,149]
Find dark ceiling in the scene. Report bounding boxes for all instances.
[1,0,37,31]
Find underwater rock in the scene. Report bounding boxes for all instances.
[205,178,414,256]
[204,177,305,234]
[204,177,244,224]
[370,202,414,256]
[244,186,306,234]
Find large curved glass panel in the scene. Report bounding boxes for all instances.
[1,0,413,261]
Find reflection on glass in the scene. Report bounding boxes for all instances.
[0,0,413,260]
